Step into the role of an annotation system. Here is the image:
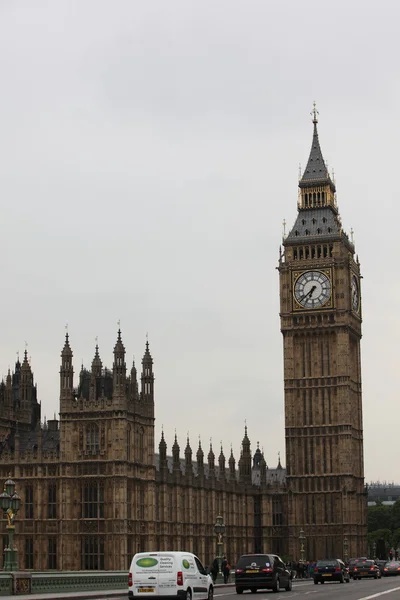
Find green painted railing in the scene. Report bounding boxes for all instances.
[0,571,127,596]
[0,575,12,597]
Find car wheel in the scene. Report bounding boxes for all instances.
[208,587,213,600]
[272,576,279,593]
[186,589,192,600]
[236,588,243,595]
[314,579,318,585]
[285,577,292,591]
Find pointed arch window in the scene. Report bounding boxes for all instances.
[135,426,145,462]
[86,423,99,454]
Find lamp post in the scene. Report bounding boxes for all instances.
[372,541,377,560]
[0,478,21,571]
[396,547,400,561]
[343,536,349,564]
[214,516,225,575]
[299,529,306,563]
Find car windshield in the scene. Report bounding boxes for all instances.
[316,560,338,567]
[355,561,373,567]
[386,562,400,567]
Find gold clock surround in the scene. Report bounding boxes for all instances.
[292,268,333,310]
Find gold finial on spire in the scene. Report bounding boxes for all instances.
[65,323,68,333]
[95,336,98,345]
[311,101,319,124]
[16,351,19,362]
[350,228,354,244]
[298,163,302,180]
[282,219,287,240]
[332,168,336,185]
[117,319,120,329]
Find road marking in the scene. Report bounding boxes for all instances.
[357,587,400,600]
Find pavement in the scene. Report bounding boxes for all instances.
[6,582,234,600]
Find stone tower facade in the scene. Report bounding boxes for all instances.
[278,110,367,560]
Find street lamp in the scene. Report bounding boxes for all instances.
[214,516,225,575]
[299,529,306,563]
[0,478,21,571]
[343,536,349,563]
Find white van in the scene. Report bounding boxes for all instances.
[128,551,214,600]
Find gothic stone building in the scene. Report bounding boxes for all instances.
[0,337,287,571]
[0,114,367,571]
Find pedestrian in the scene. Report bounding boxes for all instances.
[210,558,219,583]
[221,556,230,584]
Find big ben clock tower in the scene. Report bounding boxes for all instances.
[278,107,367,560]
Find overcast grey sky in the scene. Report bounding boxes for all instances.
[1,0,398,483]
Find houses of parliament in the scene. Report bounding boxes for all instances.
[0,114,367,571]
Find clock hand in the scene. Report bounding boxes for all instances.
[304,285,316,300]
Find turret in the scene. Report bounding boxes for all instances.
[130,359,139,402]
[238,425,252,484]
[60,332,74,399]
[91,344,102,378]
[141,340,154,412]
[196,440,204,479]
[172,433,180,473]
[185,435,193,477]
[113,328,126,396]
[208,442,215,478]
[218,445,226,481]
[159,430,168,474]
[229,448,236,482]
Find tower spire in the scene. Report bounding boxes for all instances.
[300,104,333,189]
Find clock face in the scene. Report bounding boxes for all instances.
[294,270,331,309]
[351,275,360,312]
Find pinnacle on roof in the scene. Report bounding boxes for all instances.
[208,442,215,463]
[159,429,167,453]
[61,332,72,357]
[219,443,225,462]
[142,337,153,365]
[229,447,235,466]
[185,435,192,457]
[196,439,204,460]
[113,327,125,354]
[299,103,335,192]
[91,343,102,369]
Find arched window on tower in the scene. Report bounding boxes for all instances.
[86,423,99,454]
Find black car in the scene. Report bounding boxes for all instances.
[235,554,292,593]
[383,561,400,576]
[353,559,381,579]
[313,559,350,584]
[348,557,368,579]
